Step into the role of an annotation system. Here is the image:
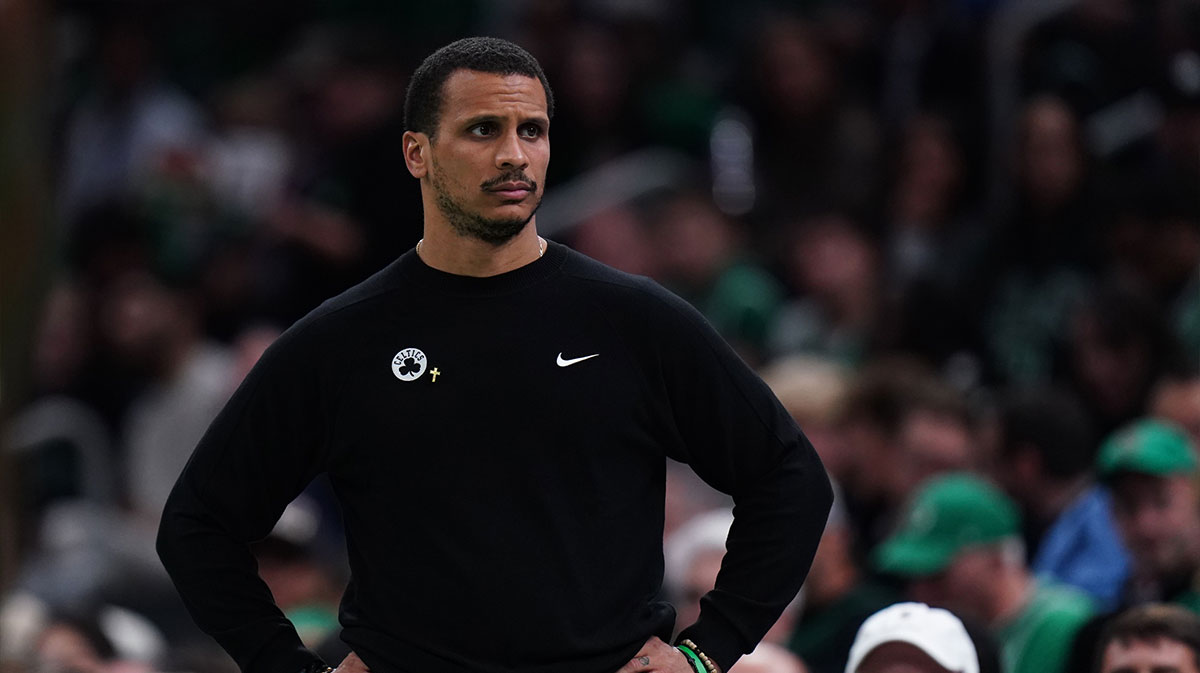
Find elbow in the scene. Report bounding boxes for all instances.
[155,501,182,572]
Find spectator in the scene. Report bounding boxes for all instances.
[57,13,206,232]
[98,268,235,524]
[1097,419,1200,610]
[738,13,880,223]
[880,112,990,367]
[1065,283,1187,436]
[834,361,976,557]
[770,215,880,368]
[994,387,1130,608]
[1096,603,1200,673]
[875,473,1095,673]
[760,356,850,484]
[844,602,1001,673]
[982,96,1100,384]
[649,192,784,365]
[787,489,898,673]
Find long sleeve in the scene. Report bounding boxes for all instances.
[157,326,334,673]
[653,290,834,672]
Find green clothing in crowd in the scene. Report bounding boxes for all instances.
[996,581,1094,673]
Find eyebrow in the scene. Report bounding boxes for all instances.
[460,114,549,129]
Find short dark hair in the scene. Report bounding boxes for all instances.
[998,386,1095,479]
[1097,604,1200,671]
[404,37,555,137]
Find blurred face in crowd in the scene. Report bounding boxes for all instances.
[1111,473,1200,580]
[1019,97,1083,211]
[1100,636,1200,673]
[99,270,191,373]
[1069,310,1152,422]
[791,217,877,324]
[855,642,954,673]
[893,410,973,503]
[404,70,549,245]
[907,547,998,623]
[756,19,833,121]
[35,624,107,673]
[892,115,963,226]
[654,197,733,286]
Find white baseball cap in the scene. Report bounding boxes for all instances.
[845,602,979,673]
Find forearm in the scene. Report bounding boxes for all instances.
[676,444,832,672]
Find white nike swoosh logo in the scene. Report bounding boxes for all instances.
[557,352,600,367]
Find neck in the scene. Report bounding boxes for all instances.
[418,220,543,277]
[1032,475,1090,523]
[991,568,1033,625]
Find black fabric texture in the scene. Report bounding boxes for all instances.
[157,241,832,673]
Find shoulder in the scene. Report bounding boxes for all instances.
[556,245,704,326]
[254,259,407,371]
[285,259,406,337]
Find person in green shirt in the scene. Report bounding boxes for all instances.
[1097,419,1200,611]
[874,474,1095,673]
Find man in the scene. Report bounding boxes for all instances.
[1096,604,1200,673]
[993,387,1129,608]
[874,473,1094,673]
[836,361,974,558]
[844,602,982,673]
[1097,419,1200,609]
[156,37,832,673]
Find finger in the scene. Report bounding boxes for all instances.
[613,654,654,673]
[335,652,369,673]
[614,635,681,673]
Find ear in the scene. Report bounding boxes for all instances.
[403,130,429,179]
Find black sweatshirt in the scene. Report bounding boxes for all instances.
[157,241,832,673]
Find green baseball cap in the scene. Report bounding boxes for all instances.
[874,473,1020,577]
[1096,419,1198,480]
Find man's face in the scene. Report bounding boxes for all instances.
[419,70,549,244]
[1111,473,1200,580]
[856,642,953,673]
[1101,637,1200,673]
[894,410,972,503]
[907,547,995,623]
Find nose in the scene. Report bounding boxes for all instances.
[1128,503,1164,544]
[494,128,529,170]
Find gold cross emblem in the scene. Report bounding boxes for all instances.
[430,367,441,382]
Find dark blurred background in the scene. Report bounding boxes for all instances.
[1,0,1198,671]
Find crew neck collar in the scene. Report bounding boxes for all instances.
[398,238,567,296]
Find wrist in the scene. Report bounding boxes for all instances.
[678,639,722,673]
[676,644,707,673]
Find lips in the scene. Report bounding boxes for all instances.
[488,182,533,200]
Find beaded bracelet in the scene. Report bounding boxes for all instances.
[679,639,720,673]
[676,644,707,673]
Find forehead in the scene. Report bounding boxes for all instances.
[1103,637,1198,672]
[1112,472,1187,499]
[439,70,547,123]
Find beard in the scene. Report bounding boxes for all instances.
[430,165,542,245]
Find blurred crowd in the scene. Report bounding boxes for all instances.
[3,0,1200,672]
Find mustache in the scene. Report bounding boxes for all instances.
[481,171,538,191]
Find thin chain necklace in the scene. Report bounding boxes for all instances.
[416,236,546,259]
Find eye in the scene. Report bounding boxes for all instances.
[469,122,497,137]
[519,123,543,138]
